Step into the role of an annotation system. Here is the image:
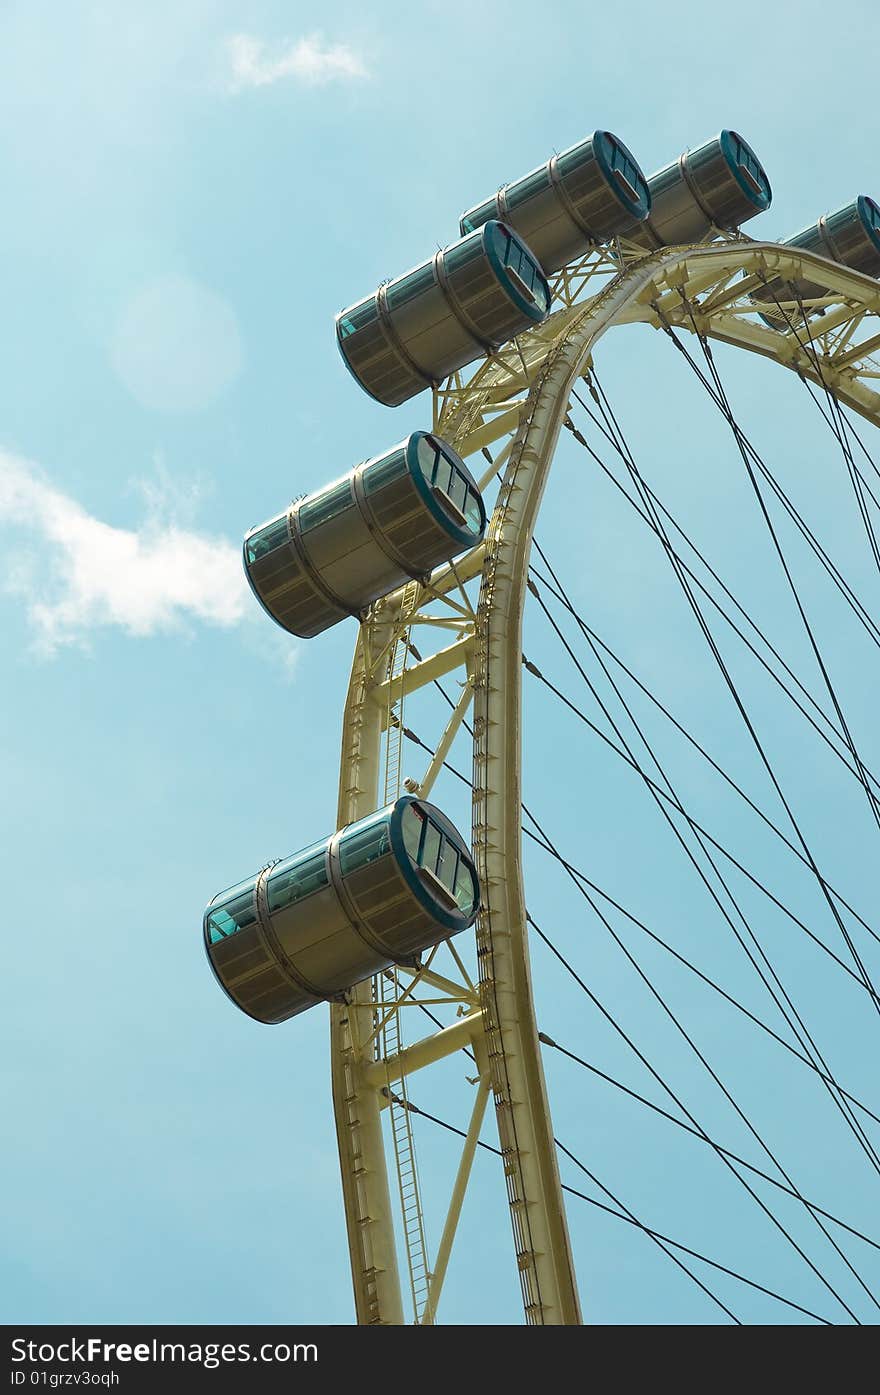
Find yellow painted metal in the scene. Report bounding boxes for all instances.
[331,603,405,1327]
[379,968,432,1324]
[377,581,435,1322]
[374,635,475,713]
[364,1011,484,1089]
[410,678,474,799]
[422,1074,492,1323]
[332,233,880,1326]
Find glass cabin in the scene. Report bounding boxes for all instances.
[204,797,481,1024]
[459,130,652,275]
[751,196,880,326]
[243,432,486,638]
[616,129,772,249]
[336,220,551,407]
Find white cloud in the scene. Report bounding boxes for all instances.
[225,33,368,91]
[0,451,250,655]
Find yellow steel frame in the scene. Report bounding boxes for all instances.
[331,236,880,1325]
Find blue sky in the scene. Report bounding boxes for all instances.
[2,0,879,1327]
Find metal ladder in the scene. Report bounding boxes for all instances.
[379,970,433,1323]
[382,580,419,806]
[377,580,434,1323]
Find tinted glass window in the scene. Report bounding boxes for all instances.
[402,802,425,862]
[493,226,550,313]
[207,879,258,944]
[558,141,592,180]
[364,447,408,495]
[444,232,483,275]
[416,434,441,485]
[461,198,497,234]
[609,141,644,200]
[404,806,477,916]
[421,822,441,875]
[338,297,378,339]
[267,845,329,913]
[454,859,477,916]
[386,262,437,310]
[299,479,354,533]
[445,469,468,514]
[464,489,483,532]
[339,811,392,874]
[433,454,453,496]
[436,839,458,895]
[506,166,549,209]
[246,515,289,565]
[731,136,768,199]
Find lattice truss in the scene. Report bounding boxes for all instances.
[330,230,880,1327]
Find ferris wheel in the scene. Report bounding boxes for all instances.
[203,128,880,1324]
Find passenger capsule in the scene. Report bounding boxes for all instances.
[336,221,551,407]
[244,433,486,638]
[459,130,651,275]
[616,130,772,249]
[751,196,880,326]
[204,798,481,1024]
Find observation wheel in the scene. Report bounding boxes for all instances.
[204,126,880,1324]
[330,236,880,1325]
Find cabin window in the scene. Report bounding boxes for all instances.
[402,802,426,862]
[416,434,441,485]
[460,199,497,236]
[433,453,454,497]
[730,136,768,200]
[207,879,258,943]
[494,225,550,313]
[454,857,477,915]
[299,479,355,533]
[364,447,409,495]
[386,262,437,311]
[436,840,458,896]
[402,802,476,916]
[443,232,483,276]
[421,821,441,875]
[340,811,392,874]
[338,297,379,339]
[415,439,481,532]
[246,515,289,565]
[267,846,329,913]
[445,469,468,515]
[506,166,550,209]
[558,142,591,181]
[608,140,644,201]
[464,488,483,533]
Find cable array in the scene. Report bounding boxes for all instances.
[394,294,880,1323]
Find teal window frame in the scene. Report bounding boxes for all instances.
[406,432,486,548]
[390,796,480,930]
[487,222,551,316]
